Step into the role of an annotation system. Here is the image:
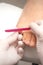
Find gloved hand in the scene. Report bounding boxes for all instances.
[0,32,24,65]
[29,20,43,65]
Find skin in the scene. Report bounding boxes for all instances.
[17,0,43,47]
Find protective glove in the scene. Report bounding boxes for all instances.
[0,32,24,65]
[29,20,43,65]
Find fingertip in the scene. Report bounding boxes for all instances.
[29,22,34,27]
[29,22,40,35]
[17,47,24,58]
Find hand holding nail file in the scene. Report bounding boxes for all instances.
[0,3,24,65]
[29,21,43,65]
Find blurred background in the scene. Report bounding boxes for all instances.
[0,0,26,8]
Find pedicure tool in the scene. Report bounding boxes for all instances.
[5,28,31,32]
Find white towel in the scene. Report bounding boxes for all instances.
[0,3,23,39]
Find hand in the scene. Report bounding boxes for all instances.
[30,20,43,65]
[0,32,24,65]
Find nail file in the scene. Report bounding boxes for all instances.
[5,28,31,32]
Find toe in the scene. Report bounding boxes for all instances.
[22,31,36,47]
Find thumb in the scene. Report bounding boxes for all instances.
[7,46,21,65]
[29,22,41,36]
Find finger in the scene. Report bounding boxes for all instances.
[5,32,18,45]
[7,46,21,65]
[18,34,23,40]
[2,33,23,50]
[29,22,41,36]
[17,47,24,57]
[18,41,24,47]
